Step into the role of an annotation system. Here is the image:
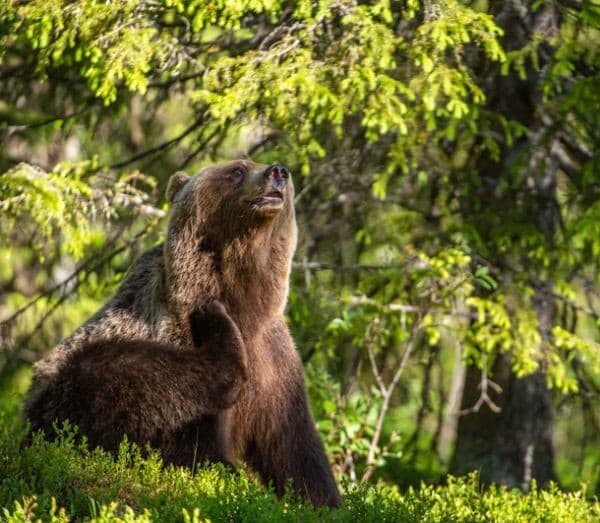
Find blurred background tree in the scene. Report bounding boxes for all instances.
[1,0,598,493]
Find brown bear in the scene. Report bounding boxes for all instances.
[25,301,246,467]
[24,160,341,508]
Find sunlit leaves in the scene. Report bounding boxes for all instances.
[0,163,163,261]
[551,326,600,393]
[190,0,505,176]
[4,1,168,104]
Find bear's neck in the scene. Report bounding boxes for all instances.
[219,226,292,335]
[165,221,294,337]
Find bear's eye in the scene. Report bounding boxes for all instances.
[231,167,246,180]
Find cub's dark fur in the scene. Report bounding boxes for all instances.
[26,302,246,466]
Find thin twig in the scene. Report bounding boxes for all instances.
[4,224,155,356]
[362,318,422,484]
[6,108,88,135]
[367,346,387,396]
[179,126,223,170]
[458,361,502,415]
[291,262,405,271]
[111,115,206,169]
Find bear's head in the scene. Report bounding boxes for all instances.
[164,160,297,328]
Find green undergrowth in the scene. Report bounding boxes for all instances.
[0,371,598,522]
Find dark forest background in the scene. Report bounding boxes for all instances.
[1,0,599,519]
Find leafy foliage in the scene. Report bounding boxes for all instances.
[0,162,162,260]
[1,0,600,501]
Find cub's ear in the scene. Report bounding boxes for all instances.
[188,301,231,349]
[166,171,190,203]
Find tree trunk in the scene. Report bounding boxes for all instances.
[450,352,556,489]
[437,341,466,462]
[450,1,560,488]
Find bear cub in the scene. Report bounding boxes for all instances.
[26,301,246,467]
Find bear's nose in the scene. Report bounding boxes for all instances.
[264,164,290,189]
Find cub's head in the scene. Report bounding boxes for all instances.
[166,159,296,248]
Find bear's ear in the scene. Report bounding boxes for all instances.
[166,171,190,203]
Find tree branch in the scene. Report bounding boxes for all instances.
[1,224,156,363]
[291,262,406,271]
[110,114,206,169]
[362,318,422,484]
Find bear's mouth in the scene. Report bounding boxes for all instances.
[261,190,284,205]
[250,190,284,212]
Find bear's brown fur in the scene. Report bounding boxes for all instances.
[24,160,341,508]
[25,301,246,466]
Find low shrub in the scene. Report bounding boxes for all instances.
[0,370,598,522]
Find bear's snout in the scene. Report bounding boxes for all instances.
[263,164,290,192]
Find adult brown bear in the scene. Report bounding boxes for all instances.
[24,160,341,508]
